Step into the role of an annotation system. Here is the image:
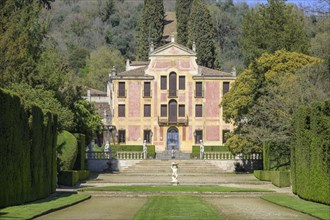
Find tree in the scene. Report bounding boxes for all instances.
[187,0,217,68]
[222,50,321,157]
[239,0,310,65]
[84,46,125,91]
[176,0,194,46]
[135,0,164,60]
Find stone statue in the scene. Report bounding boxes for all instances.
[143,140,147,159]
[104,141,110,159]
[171,162,179,185]
[200,140,204,159]
[171,146,176,159]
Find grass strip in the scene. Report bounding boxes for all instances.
[80,185,272,192]
[0,193,91,220]
[261,194,330,220]
[133,195,222,220]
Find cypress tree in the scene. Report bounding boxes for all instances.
[176,0,193,46]
[135,0,164,60]
[187,0,217,68]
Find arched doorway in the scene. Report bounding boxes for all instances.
[167,127,179,150]
[168,99,177,122]
[169,72,177,97]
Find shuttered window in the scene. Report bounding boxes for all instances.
[179,76,185,90]
[195,130,203,144]
[161,105,167,117]
[144,104,151,117]
[118,130,126,143]
[179,105,185,117]
[118,104,125,117]
[195,82,203,97]
[144,82,151,97]
[118,82,125,97]
[195,104,202,117]
[223,82,230,96]
[161,76,167,90]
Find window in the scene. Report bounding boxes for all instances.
[144,104,151,117]
[118,130,126,143]
[179,105,185,117]
[222,130,230,144]
[118,82,125,97]
[161,105,167,117]
[118,104,125,117]
[195,82,203,97]
[223,82,230,96]
[195,104,202,117]
[179,76,185,90]
[144,82,151,97]
[195,130,203,144]
[161,76,167,90]
[144,130,152,143]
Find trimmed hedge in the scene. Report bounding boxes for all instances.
[271,171,290,188]
[253,170,272,181]
[254,170,291,187]
[0,89,57,208]
[58,171,79,186]
[57,131,78,171]
[58,170,90,186]
[291,101,330,205]
[191,145,228,158]
[112,145,156,159]
[73,133,86,170]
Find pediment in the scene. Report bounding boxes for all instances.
[150,42,196,57]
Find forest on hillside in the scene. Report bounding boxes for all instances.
[0,0,329,153]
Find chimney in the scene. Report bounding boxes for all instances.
[231,66,237,77]
[149,41,154,53]
[192,41,196,52]
[111,66,117,76]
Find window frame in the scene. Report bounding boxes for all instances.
[195,104,203,117]
[118,104,125,117]
[118,130,126,144]
[144,104,151,117]
[161,76,167,90]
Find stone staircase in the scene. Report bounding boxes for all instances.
[87,159,265,186]
[155,150,191,160]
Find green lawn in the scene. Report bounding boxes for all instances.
[80,185,273,192]
[0,193,91,220]
[133,195,222,220]
[262,194,330,220]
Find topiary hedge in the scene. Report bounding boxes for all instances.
[0,89,57,208]
[291,100,330,205]
[57,131,78,171]
[253,170,273,181]
[271,171,290,188]
[58,170,90,186]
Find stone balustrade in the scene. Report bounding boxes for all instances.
[115,151,144,160]
[203,152,262,160]
[86,151,112,159]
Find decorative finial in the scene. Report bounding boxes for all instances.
[150,41,154,53]
[111,66,117,76]
[171,34,175,43]
[192,41,196,52]
[231,66,236,77]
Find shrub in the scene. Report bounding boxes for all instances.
[190,145,229,158]
[291,100,330,205]
[271,171,290,187]
[253,170,272,181]
[57,131,78,171]
[58,170,79,186]
[78,170,91,181]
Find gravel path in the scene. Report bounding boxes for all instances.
[205,197,317,220]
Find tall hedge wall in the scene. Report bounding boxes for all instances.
[0,89,57,208]
[291,100,330,205]
[57,131,78,171]
[73,133,86,170]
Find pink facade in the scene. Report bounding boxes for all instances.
[205,82,219,117]
[206,126,220,141]
[128,82,140,117]
[128,125,141,141]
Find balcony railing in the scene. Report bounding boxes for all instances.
[143,89,152,98]
[158,115,189,126]
[202,152,262,160]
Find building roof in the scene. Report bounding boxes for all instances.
[130,61,149,66]
[199,66,233,77]
[87,88,107,96]
[117,66,146,76]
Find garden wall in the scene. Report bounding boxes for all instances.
[0,89,58,208]
[291,100,330,205]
